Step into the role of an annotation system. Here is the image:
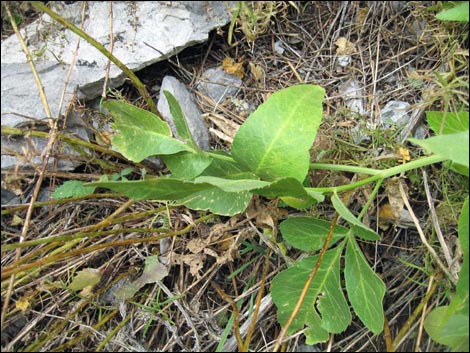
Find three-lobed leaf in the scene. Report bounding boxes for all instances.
[231,85,325,182]
[271,244,351,344]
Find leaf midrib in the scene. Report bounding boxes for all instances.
[254,89,312,179]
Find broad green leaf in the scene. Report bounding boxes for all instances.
[425,306,454,346]
[441,314,469,352]
[104,100,171,135]
[163,152,213,179]
[104,100,193,162]
[201,151,257,180]
[331,193,380,241]
[409,130,469,168]
[87,178,209,200]
[232,85,325,182]
[68,268,102,292]
[194,176,269,192]
[426,111,469,135]
[87,177,252,216]
[425,306,469,351]
[436,2,469,22]
[280,217,348,252]
[179,188,252,216]
[345,237,385,334]
[163,90,199,150]
[271,244,351,344]
[52,180,96,199]
[253,177,324,209]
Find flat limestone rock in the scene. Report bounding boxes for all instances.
[1,1,233,170]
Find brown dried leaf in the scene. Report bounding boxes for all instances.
[335,37,356,55]
[222,57,245,79]
[204,113,240,143]
[172,253,206,279]
[249,61,264,84]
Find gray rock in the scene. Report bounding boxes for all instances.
[378,100,411,129]
[1,1,233,169]
[197,66,243,103]
[0,110,89,171]
[157,76,210,150]
[339,79,365,115]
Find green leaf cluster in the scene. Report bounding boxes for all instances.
[53,82,466,345]
[435,2,469,22]
[89,85,326,215]
[272,207,385,344]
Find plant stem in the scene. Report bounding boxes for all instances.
[307,155,446,193]
[310,162,381,175]
[29,1,159,116]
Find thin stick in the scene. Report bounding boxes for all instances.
[398,180,456,283]
[391,274,440,351]
[422,170,454,268]
[1,3,54,329]
[414,276,434,352]
[211,280,245,351]
[242,248,272,351]
[102,1,114,99]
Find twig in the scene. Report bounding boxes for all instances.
[221,294,273,351]
[383,315,394,352]
[391,274,440,351]
[102,1,114,99]
[422,170,454,268]
[211,280,245,351]
[398,179,456,284]
[1,3,56,330]
[157,280,201,352]
[242,248,272,351]
[414,275,435,352]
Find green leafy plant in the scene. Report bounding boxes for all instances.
[435,1,469,22]
[77,84,469,344]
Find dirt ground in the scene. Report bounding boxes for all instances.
[1,2,468,352]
